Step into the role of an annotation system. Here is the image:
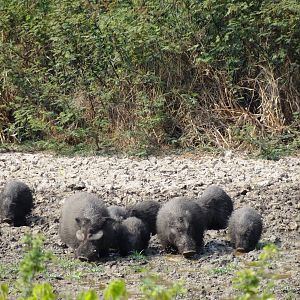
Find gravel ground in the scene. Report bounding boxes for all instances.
[0,151,299,299]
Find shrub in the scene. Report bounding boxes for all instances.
[233,244,279,299]
[0,0,299,153]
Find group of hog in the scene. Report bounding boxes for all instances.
[0,179,263,261]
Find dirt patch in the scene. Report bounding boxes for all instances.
[0,152,299,299]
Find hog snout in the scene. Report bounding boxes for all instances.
[77,256,89,262]
[236,247,247,253]
[177,236,196,256]
[2,218,12,224]
[182,250,196,258]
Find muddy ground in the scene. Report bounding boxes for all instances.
[0,152,299,299]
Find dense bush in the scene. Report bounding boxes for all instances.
[0,0,299,153]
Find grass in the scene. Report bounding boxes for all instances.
[0,233,288,300]
[45,257,105,282]
[0,262,19,281]
[128,251,147,262]
[210,262,239,275]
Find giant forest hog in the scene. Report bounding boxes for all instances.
[128,200,161,235]
[228,206,263,252]
[156,197,206,258]
[59,192,117,261]
[108,205,128,222]
[0,179,33,226]
[196,185,233,230]
[118,217,150,256]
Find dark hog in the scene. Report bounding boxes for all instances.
[108,205,128,222]
[0,179,33,226]
[228,206,263,252]
[156,197,206,258]
[59,192,118,261]
[118,217,150,256]
[128,200,161,235]
[196,185,233,230]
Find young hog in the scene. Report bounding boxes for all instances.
[196,185,233,230]
[118,217,150,256]
[0,179,33,226]
[108,205,128,222]
[156,197,206,258]
[59,192,117,261]
[228,206,263,252]
[128,200,161,235]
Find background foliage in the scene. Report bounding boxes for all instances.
[1,0,299,155]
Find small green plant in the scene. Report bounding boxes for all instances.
[26,283,56,300]
[0,262,19,281]
[103,279,128,300]
[65,271,83,281]
[0,284,8,300]
[129,251,147,261]
[233,244,279,300]
[140,274,187,300]
[16,233,53,299]
[76,290,98,300]
[211,262,238,275]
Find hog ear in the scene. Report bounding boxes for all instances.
[88,230,103,241]
[76,230,85,241]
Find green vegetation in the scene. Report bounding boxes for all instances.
[0,233,186,299]
[0,262,19,281]
[103,279,128,300]
[0,234,287,299]
[16,233,53,299]
[140,274,186,300]
[233,244,279,299]
[128,250,147,261]
[0,0,299,156]
[211,262,238,275]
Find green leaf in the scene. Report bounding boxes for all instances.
[103,279,128,300]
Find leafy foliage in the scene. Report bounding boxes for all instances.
[0,0,300,153]
[103,279,128,300]
[76,290,98,300]
[233,244,279,299]
[0,284,8,300]
[16,233,53,299]
[140,274,186,300]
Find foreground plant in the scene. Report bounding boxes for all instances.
[0,284,8,300]
[233,244,279,299]
[103,279,128,300]
[1,233,187,299]
[16,233,53,298]
[140,273,187,300]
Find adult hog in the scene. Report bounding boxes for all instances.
[128,200,161,235]
[0,179,33,226]
[59,192,117,261]
[156,197,206,258]
[108,205,128,222]
[196,185,233,230]
[118,217,150,256]
[228,206,263,252]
